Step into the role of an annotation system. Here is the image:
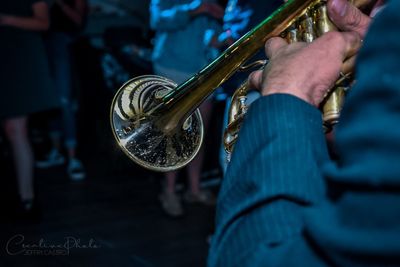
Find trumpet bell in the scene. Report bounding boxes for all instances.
[110,75,204,172]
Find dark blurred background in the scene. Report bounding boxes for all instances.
[0,0,229,266]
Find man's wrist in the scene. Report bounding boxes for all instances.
[246,93,324,139]
[262,86,315,107]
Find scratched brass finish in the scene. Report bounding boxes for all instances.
[111,0,354,171]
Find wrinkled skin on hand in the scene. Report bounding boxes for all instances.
[249,0,384,107]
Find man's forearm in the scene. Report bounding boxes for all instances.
[209,94,330,266]
[56,0,86,26]
[1,15,49,31]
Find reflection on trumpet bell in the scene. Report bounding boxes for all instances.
[110,75,204,172]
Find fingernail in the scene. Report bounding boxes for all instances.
[331,0,347,16]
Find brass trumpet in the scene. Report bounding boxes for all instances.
[110,0,355,172]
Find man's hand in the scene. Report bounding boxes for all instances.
[250,32,361,106]
[249,0,380,107]
[328,0,380,38]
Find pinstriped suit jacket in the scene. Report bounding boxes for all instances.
[208,1,400,266]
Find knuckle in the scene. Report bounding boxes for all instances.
[323,31,344,44]
[346,6,363,29]
[346,31,360,44]
[264,38,276,55]
[265,37,287,53]
[249,71,261,89]
[265,37,277,49]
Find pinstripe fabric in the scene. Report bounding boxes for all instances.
[208,2,400,266]
[209,94,329,266]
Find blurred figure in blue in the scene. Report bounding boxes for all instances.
[0,0,59,218]
[36,0,87,181]
[207,0,283,173]
[218,0,282,47]
[150,0,224,217]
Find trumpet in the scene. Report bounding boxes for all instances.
[110,0,357,172]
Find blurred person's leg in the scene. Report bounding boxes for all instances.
[184,99,216,205]
[47,32,85,180]
[3,117,34,203]
[159,171,183,217]
[165,171,177,194]
[154,64,190,216]
[36,118,65,168]
[154,64,217,213]
[61,89,85,180]
[160,100,216,215]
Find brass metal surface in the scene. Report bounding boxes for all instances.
[111,0,316,171]
[157,0,316,133]
[110,76,204,171]
[224,0,354,158]
[110,0,357,171]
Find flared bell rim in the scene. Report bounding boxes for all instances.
[110,75,204,172]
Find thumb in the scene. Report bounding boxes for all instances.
[328,0,371,38]
[248,70,263,91]
[311,31,362,62]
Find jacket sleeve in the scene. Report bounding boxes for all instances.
[150,0,201,31]
[208,94,330,267]
[295,2,400,266]
[209,2,400,267]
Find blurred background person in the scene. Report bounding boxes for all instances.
[0,1,228,265]
[36,0,87,181]
[209,0,283,173]
[150,0,224,217]
[0,0,59,217]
